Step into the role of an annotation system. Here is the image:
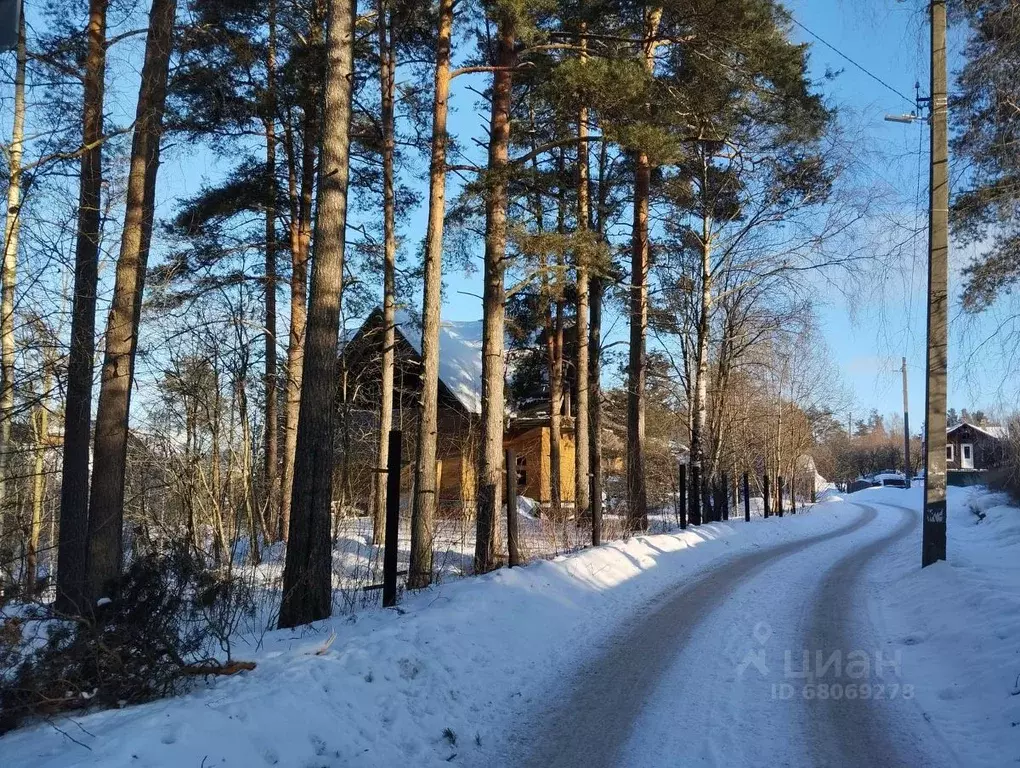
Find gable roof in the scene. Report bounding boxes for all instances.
[393,309,484,415]
[947,421,1008,440]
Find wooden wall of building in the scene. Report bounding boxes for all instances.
[506,426,575,504]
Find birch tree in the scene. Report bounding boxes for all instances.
[0,5,25,539]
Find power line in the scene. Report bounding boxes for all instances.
[789,16,918,108]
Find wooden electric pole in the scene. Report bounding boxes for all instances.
[922,0,948,567]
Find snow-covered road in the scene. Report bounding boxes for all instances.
[511,499,958,768]
[7,488,1014,767]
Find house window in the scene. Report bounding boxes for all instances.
[516,455,527,487]
[946,444,954,462]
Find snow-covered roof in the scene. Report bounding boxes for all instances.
[394,309,484,414]
[947,421,1008,440]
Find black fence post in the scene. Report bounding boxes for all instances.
[763,474,770,519]
[791,478,797,515]
[743,473,751,522]
[689,464,701,526]
[506,448,521,567]
[678,463,687,530]
[777,475,784,517]
[382,430,401,608]
[721,474,730,520]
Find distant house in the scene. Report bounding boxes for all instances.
[339,308,576,512]
[946,421,1007,473]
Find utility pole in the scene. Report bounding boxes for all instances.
[901,357,911,489]
[922,0,948,567]
[0,0,20,51]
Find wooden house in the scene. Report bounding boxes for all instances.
[506,416,576,505]
[946,421,1007,473]
[340,308,575,514]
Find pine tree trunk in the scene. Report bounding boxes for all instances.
[57,0,108,613]
[85,0,176,605]
[409,0,453,589]
[278,0,355,629]
[708,336,732,480]
[547,153,566,520]
[589,136,609,546]
[475,16,515,574]
[237,365,259,561]
[0,6,25,548]
[27,348,51,596]
[373,0,397,547]
[626,148,650,530]
[280,3,323,542]
[263,0,280,542]
[573,35,591,525]
[546,300,563,516]
[279,131,312,544]
[210,373,227,563]
[775,387,783,516]
[625,7,661,532]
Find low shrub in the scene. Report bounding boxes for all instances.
[0,546,254,733]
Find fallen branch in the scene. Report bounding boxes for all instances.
[312,630,337,656]
[181,660,256,677]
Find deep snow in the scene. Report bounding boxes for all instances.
[873,485,1020,767]
[1,501,855,767]
[1,486,1016,767]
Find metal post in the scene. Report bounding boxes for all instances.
[722,474,729,520]
[763,474,770,519]
[743,473,751,522]
[777,475,784,517]
[506,448,521,566]
[689,463,701,525]
[382,430,401,607]
[678,463,687,530]
[923,0,949,567]
[902,356,912,489]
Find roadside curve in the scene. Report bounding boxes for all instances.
[510,504,880,768]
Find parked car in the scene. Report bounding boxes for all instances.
[872,471,907,488]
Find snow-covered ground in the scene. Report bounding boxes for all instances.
[1,500,848,767]
[874,485,1020,766]
[1,486,1015,767]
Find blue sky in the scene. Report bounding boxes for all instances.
[22,1,1010,428]
[789,0,934,423]
[783,1,1016,423]
[411,0,1013,425]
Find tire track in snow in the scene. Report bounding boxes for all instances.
[510,504,879,768]
[801,500,959,768]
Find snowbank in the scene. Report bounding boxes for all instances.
[866,485,1020,767]
[0,505,862,768]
